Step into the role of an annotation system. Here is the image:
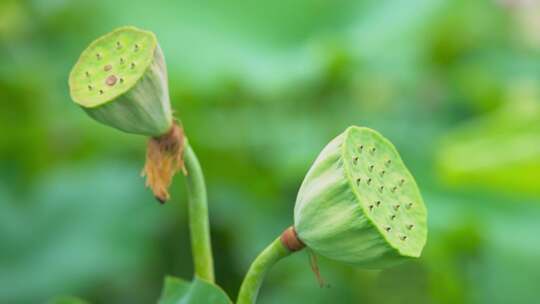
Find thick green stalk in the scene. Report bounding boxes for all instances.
[184,141,215,282]
[236,237,292,304]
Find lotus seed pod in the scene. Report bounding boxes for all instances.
[294,126,427,268]
[69,26,184,203]
[69,26,172,136]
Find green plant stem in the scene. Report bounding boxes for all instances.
[184,140,215,282]
[236,237,292,304]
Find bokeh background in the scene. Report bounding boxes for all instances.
[1,0,540,303]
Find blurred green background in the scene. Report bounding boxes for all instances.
[1,0,540,303]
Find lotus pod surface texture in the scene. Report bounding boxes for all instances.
[294,126,427,268]
[69,26,172,136]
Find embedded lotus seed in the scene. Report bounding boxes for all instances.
[104,64,112,71]
[105,75,117,86]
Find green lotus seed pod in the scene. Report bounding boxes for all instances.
[294,126,427,268]
[69,26,172,136]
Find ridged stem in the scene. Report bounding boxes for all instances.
[236,227,304,304]
[184,141,215,282]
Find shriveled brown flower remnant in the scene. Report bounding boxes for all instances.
[142,122,186,203]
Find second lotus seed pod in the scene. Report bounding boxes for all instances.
[294,126,427,268]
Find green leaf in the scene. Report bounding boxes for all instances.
[46,296,90,304]
[158,276,232,304]
[437,99,540,195]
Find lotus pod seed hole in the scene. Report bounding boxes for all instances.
[390,215,396,220]
[353,157,358,165]
[105,75,117,86]
[406,203,413,209]
[130,62,136,69]
[120,58,125,64]
[380,170,386,176]
[385,227,391,232]
[358,145,364,153]
[85,71,90,77]
[379,186,384,193]
[134,44,139,51]
[119,77,124,83]
[96,53,101,60]
[399,179,405,186]
[367,178,372,185]
[369,205,374,211]
[376,200,381,207]
[400,236,407,241]
[386,159,391,166]
[356,178,361,185]
[104,64,112,71]
[116,41,121,49]
[371,147,376,153]
[99,89,104,95]
[87,84,93,91]
[394,204,401,211]
[391,186,397,193]
[407,224,414,230]
[369,165,374,172]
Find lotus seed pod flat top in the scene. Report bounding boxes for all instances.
[69,26,157,108]
[69,26,172,136]
[294,126,427,267]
